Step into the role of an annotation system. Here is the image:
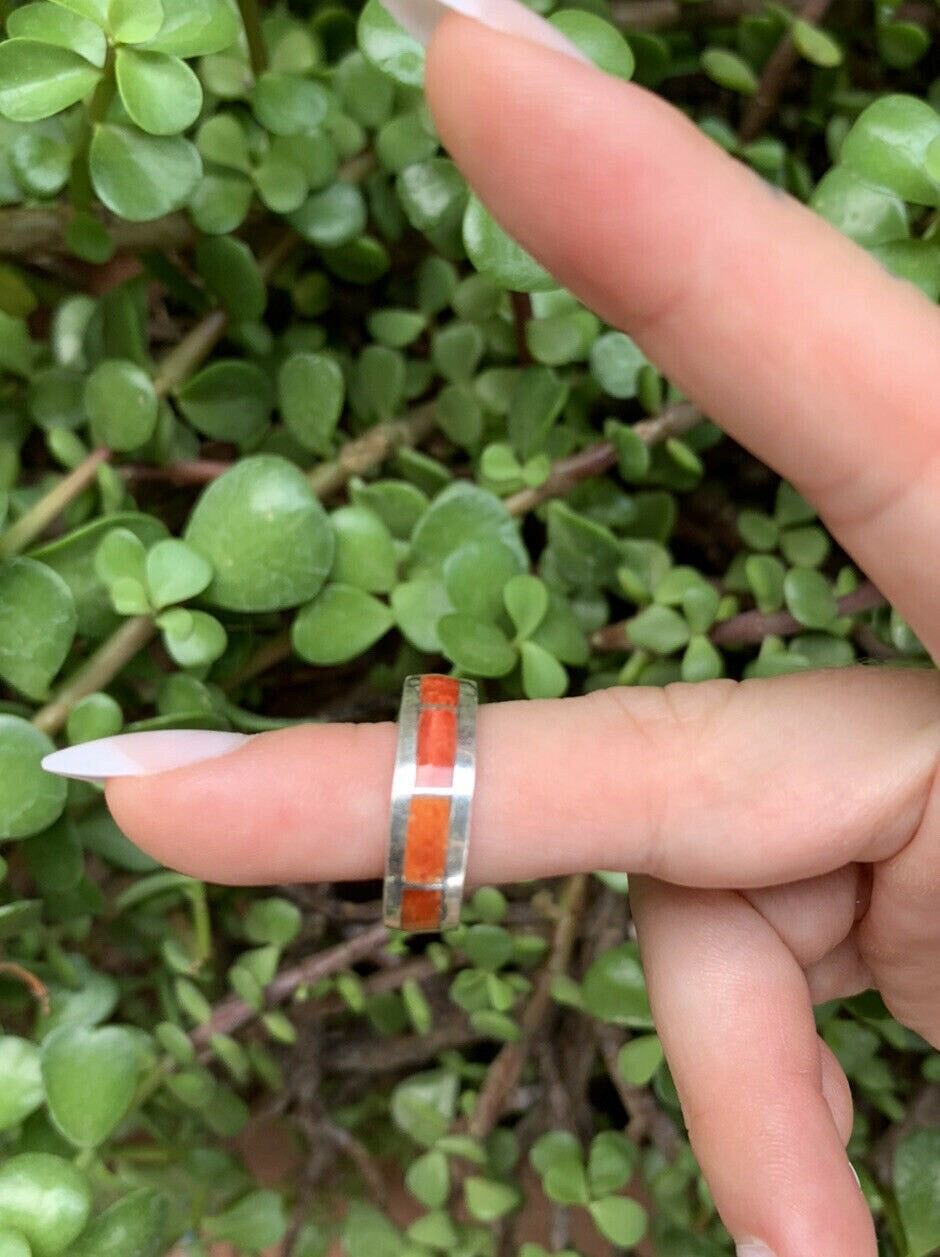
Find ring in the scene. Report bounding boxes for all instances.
[383,674,478,933]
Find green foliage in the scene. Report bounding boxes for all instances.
[0,0,933,1251]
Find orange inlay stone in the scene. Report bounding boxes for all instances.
[417,706,457,769]
[420,675,459,706]
[404,795,450,883]
[400,887,442,931]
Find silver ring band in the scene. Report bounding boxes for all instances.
[383,674,478,932]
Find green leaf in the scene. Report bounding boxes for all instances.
[0,1153,92,1257]
[358,0,425,87]
[840,94,940,207]
[7,4,107,67]
[391,577,453,652]
[66,691,122,745]
[0,558,76,699]
[196,112,250,172]
[0,716,66,839]
[508,366,568,460]
[177,360,273,442]
[251,71,330,136]
[606,419,651,481]
[0,40,101,122]
[681,634,723,681]
[520,639,568,698]
[94,525,146,588]
[791,19,842,67]
[278,352,345,455]
[184,455,334,612]
[108,0,163,44]
[63,1187,169,1257]
[581,942,654,1028]
[436,383,483,449]
[529,1130,583,1177]
[503,573,549,639]
[89,125,201,221]
[46,0,108,25]
[0,1229,30,1257]
[145,0,240,57]
[587,1196,647,1247]
[41,1024,139,1147]
[617,1033,664,1085]
[745,553,786,613]
[548,10,635,78]
[546,501,622,587]
[783,567,838,629]
[876,20,931,69]
[115,49,201,136]
[700,46,758,94]
[463,194,555,292]
[84,358,158,450]
[157,608,227,667]
[0,900,42,940]
[330,505,398,593]
[437,614,517,677]
[35,954,119,1037]
[292,583,393,664]
[368,308,428,349]
[350,477,428,541]
[463,1177,520,1222]
[409,481,526,576]
[290,181,368,248]
[203,1191,287,1251]
[531,591,590,666]
[189,173,253,234]
[587,1131,637,1197]
[443,540,524,622]
[405,1150,449,1210]
[893,1128,940,1257]
[779,524,829,568]
[431,321,485,385]
[244,897,301,947]
[462,924,513,971]
[391,1070,458,1148]
[0,1038,44,1132]
[397,158,467,233]
[195,236,265,322]
[10,133,71,197]
[144,538,212,609]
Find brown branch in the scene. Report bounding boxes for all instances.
[737,0,836,145]
[509,292,534,365]
[0,206,197,257]
[591,579,885,652]
[0,447,111,560]
[118,459,233,486]
[467,873,589,1140]
[320,1119,389,1206]
[307,401,438,499]
[0,962,51,1016]
[504,401,702,517]
[327,1016,487,1073]
[596,1026,681,1158]
[191,921,390,1052]
[32,615,157,737]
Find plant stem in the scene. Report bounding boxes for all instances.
[237,0,268,75]
[307,401,438,498]
[32,615,156,737]
[737,0,835,144]
[504,400,702,517]
[190,921,390,1053]
[0,447,111,561]
[509,291,533,364]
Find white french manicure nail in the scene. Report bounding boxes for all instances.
[380,0,593,64]
[736,1243,777,1257]
[41,730,251,782]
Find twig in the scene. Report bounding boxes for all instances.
[307,402,438,498]
[237,0,267,75]
[327,1016,487,1072]
[509,292,533,365]
[504,402,701,517]
[320,1119,389,1206]
[467,873,589,1140]
[118,459,233,485]
[0,962,50,1015]
[737,0,836,145]
[32,615,156,737]
[0,206,197,257]
[596,1026,681,1158]
[0,448,111,560]
[191,921,390,1051]
[591,579,885,652]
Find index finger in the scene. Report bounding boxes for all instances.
[424,16,940,657]
[93,668,940,888]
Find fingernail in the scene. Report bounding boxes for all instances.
[41,730,251,782]
[736,1244,776,1257]
[380,0,593,64]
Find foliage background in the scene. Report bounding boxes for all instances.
[0,0,938,1253]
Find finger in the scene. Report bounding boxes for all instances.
[630,876,870,1257]
[858,785,940,1046]
[424,16,940,658]
[743,867,862,969]
[101,667,940,885]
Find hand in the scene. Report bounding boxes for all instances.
[44,14,940,1257]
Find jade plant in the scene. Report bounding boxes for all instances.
[0,0,937,1254]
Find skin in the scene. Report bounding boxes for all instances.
[104,17,940,1256]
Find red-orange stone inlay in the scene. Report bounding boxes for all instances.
[400,887,442,931]
[420,675,459,706]
[417,706,457,769]
[403,795,450,883]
